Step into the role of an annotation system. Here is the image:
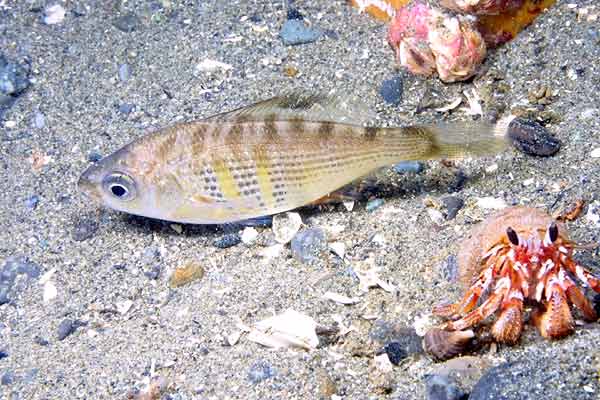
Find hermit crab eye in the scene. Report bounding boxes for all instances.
[506,227,520,246]
[548,222,558,243]
[102,172,137,201]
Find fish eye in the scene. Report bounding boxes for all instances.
[102,172,137,201]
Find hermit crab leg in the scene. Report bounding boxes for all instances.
[443,285,507,331]
[491,297,524,344]
[532,279,574,339]
[562,257,600,292]
[433,265,495,317]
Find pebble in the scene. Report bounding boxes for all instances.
[424,374,465,400]
[366,198,384,212]
[272,212,302,244]
[383,342,407,365]
[33,112,45,129]
[34,336,49,346]
[113,14,141,33]
[591,148,600,158]
[241,227,258,244]
[317,370,337,399]
[43,4,66,25]
[441,196,463,220]
[290,228,327,265]
[437,255,459,282]
[118,63,131,82]
[24,195,40,210]
[0,350,7,359]
[247,360,276,384]
[72,218,98,241]
[169,261,205,288]
[380,76,403,105]
[593,294,600,317]
[393,161,423,174]
[213,233,241,249]
[0,256,41,305]
[87,151,102,162]
[57,318,77,341]
[287,8,303,20]
[369,321,423,355]
[144,265,161,280]
[118,103,135,114]
[507,118,561,156]
[0,54,30,96]
[279,19,322,45]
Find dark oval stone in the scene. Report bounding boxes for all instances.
[72,218,98,242]
[383,342,408,365]
[380,76,403,106]
[213,233,241,249]
[441,196,464,220]
[508,118,561,156]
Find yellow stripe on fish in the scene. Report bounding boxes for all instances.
[78,92,513,224]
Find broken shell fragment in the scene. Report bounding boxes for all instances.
[423,328,474,361]
[387,2,486,82]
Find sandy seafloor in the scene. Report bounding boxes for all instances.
[1,0,600,399]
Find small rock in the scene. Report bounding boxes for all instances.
[213,233,241,249]
[380,76,403,105]
[272,212,302,244]
[0,54,30,96]
[169,261,205,288]
[0,286,9,305]
[366,198,384,212]
[34,336,49,346]
[112,264,126,271]
[507,117,560,156]
[24,195,39,210]
[33,112,45,129]
[591,148,600,158]
[585,200,600,227]
[118,103,134,114]
[57,318,77,340]
[290,228,327,265]
[247,360,276,384]
[369,321,423,355]
[118,63,131,82]
[241,227,258,244]
[116,299,134,315]
[43,4,66,24]
[317,370,337,399]
[593,294,600,317]
[427,208,445,225]
[441,197,463,220]
[72,218,98,241]
[144,265,161,280]
[279,19,321,45]
[0,350,7,359]
[1,370,15,385]
[87,151,102,162]
[383,342,407,365]
[141,246,161,265]
[113,14,141,32]
[425,374,465,400]
[393,161,423,174]
[438,255,459,282]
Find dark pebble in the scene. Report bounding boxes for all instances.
[72,218,98,241]
[287,8,303,20]
[365,198,384,212]
[247,360,276,384]
[118,103,135,114]
[447,170,467,193]
[508,117,560,156]
[141,246,161,265]
[57,319,77,340]
[279,19,321,46]
[113,14,141,32]
[0,54,30,96]
[87,151,102,162]
[0,286,9,305]
[213,233,241,249]
[0,350,7,359]
[290,228,327,265]
[593,294,600,320]
[441,196,464,220]
[383,342,407,365]
[144,265,161,280]
[24,195,39,210]
[437,255,459,283]
[34,336,49,346]
[369,321,423,355]
[425,374,465,400]
[112,264,126,271]
[380,76,403,105]
[393,161,423,174]
[1,370,15,385]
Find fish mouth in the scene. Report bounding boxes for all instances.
[77,165,102,203]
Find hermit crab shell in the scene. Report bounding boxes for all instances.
[457,206,567,288]
[440,0,525,15]
[423,328,475,361]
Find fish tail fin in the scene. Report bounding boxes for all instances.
[399,116,514,160]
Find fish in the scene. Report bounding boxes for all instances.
[78,93,512,224]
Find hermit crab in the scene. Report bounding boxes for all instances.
[433,206,600,343]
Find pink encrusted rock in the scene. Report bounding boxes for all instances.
[387,1,487,82]
[440,0,524,15]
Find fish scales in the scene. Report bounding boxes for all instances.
[79,93,511,224]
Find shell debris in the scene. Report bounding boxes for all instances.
[247,309,319,350]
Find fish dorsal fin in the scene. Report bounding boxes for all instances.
[204,91,375,126]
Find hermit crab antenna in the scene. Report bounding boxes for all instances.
[506,227,520,246]
[544,222,559,245]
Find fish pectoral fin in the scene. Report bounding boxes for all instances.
[204,92,375,126]
[190,194,215,204]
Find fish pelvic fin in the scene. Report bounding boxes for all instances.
[403,116,515,160]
